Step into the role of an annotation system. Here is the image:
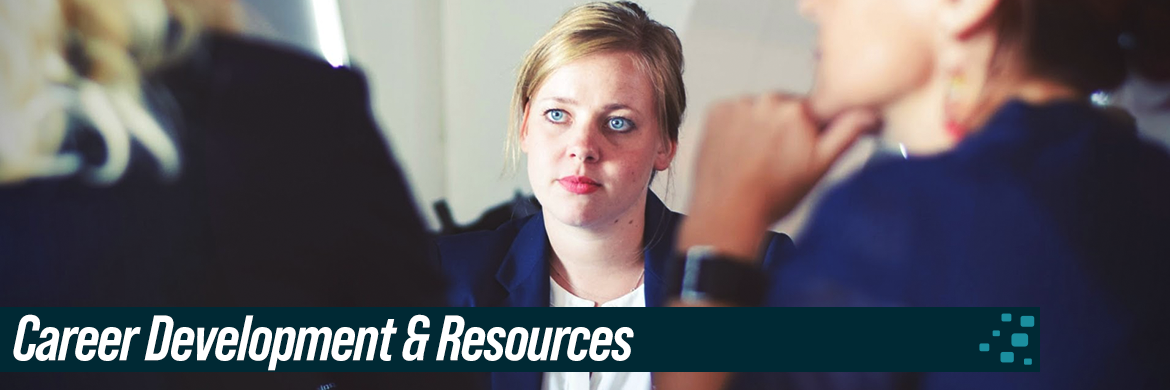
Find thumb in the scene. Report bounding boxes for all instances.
[814,108,879,169]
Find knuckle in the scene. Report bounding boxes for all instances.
[777,100,805,118]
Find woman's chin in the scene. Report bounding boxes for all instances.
[545,204,604,228]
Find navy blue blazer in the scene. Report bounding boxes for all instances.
[743,100,1170,390]
[1,34,461,390]
[434,192,795,389]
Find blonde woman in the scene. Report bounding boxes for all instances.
[433,2,794,389]
[2,1,457,388]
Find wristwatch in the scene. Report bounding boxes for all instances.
[667,245,767,306]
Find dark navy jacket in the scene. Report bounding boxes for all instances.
[752,100,1170,389]
[434,192,796,389]
[0,34,461,389]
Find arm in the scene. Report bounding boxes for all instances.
[657,94,876,390]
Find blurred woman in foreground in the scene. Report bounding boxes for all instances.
[1,0,456,388]
[666,0,1170,389]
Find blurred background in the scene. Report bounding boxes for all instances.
[239,0,1170,236]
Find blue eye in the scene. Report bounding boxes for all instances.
[607,117,633,132]
[545,109,568,123]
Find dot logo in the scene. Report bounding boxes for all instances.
[978,313,1034,365]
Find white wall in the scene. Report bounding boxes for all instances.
[237,0,319,55]
[656,0,814,233]
[340,0,447,228]
[1116,77,1170,151]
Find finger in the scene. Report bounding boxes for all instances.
[765,91,800,103]
[815,108,879,167]
[805,92,841,125]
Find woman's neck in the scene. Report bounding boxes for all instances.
[544,194,648,305]
[883,70,953,155]
[884,70,1080,153]
[963,76,1081,132]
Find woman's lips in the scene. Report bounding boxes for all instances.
[557,176,601,194]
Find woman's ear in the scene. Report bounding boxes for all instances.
[653,138,677,171]
[940,0,1001,39]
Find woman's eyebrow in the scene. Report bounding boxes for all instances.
[538,96,578,105]
[603,103,636,113]
[537,97,640,114]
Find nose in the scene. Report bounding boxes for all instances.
[565,120,600,163]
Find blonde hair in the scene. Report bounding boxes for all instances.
[0,0,230,185]
[506,1,686,169]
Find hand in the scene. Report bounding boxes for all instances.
[680,93,877,259]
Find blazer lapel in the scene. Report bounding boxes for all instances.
[643,192,679,308]
[493,214,550,389]
[495,212,551,308]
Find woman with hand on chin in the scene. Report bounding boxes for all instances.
[663,0,1170,389]
[434,2,795,390]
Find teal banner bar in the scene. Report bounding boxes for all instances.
[2,308,1039,372]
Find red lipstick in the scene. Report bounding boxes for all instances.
[557,176,601,195]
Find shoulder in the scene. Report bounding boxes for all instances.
[159,34,372,135]
[799,149,1023,260]
[808,158,930,232]
[434,215,538,306]
[651,195,793,266]
[203,33,365,87]
[435,216,528,267]
[765,157,962,307]
[657,202,794,279]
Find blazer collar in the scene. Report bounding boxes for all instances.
[494,192,680,308]
[642,192,678,307]
[494,211,551,307]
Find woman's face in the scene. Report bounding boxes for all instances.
[800,0,940,119]
[522,51,675,228]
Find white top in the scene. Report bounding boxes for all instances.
[544,277,651,390]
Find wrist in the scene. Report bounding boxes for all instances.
[668,245,768,307]
[679,204,771,262]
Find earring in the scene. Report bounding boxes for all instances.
[944,72,969,140]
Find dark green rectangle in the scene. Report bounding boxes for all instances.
[2,307,1039,372]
